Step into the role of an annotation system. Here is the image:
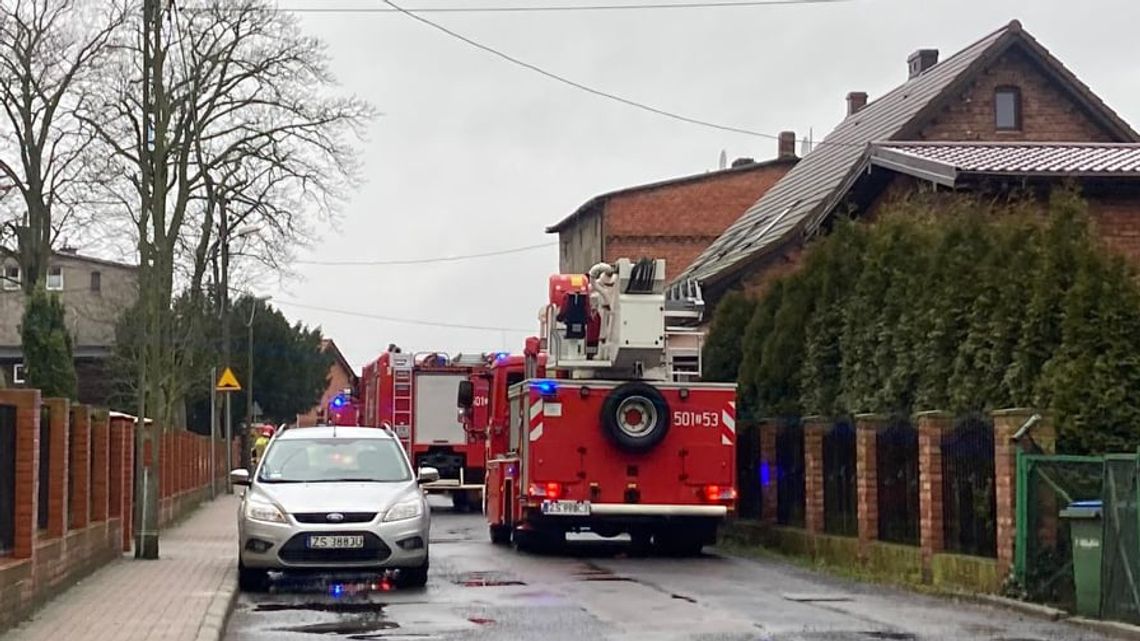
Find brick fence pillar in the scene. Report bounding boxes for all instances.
[803,416,827,535]
[0,390,42,559]
[917,410,952,582]
[44,398,71,538]
[91,411,110,523]
[69,404,91,531]
[759,420,778,524]
[992,409,1056,580]
[855,413,887,560]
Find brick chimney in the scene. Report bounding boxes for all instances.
[778,131,796,160]
[847,91,868,116]
[907,49,939,79]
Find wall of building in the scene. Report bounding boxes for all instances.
[0,253,137,348]
[296,361,355,427]
[918,46,1119,143]
[557,204,605,275]
[604,162,795,282]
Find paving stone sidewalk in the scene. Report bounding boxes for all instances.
[2,495,240,641]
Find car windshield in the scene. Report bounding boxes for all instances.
[257,437,411,483]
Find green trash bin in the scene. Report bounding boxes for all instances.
[1059,499,1104,617]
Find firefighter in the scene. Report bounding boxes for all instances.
[251,425,274,466]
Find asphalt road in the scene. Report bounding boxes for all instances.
[223,498,1112,641]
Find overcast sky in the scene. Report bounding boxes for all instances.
[254,0,1140,371]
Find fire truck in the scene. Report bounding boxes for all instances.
[460,258,737,555]
[360,347,490,510]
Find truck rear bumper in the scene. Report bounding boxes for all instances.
[588,504,727,518]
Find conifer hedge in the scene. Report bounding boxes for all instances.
[704,188,1140,454]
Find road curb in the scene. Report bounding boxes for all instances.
[968,593,1069,621]
[195,566,239,641]
[1069,617,1140,641]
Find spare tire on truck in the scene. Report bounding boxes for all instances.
[600,382,670,453]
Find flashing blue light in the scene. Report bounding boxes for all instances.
[495,352,510,362]
[330,583,345,597]
[330,394,347,409]
[759,461,772,487]
[531,380,558,396]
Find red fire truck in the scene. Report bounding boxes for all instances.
[460,258,737,555]
[360,347,490,510]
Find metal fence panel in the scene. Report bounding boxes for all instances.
[776,418,805,527]
[823,418,856,536]
[877,417,919,545]
[0,405,15,554]
[37,407,49,531]
[942,414,996,557]
[1101,455,1140,624]
[736,420,761,519]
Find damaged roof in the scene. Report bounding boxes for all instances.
[868,142,1140,184]
[677,19,1139,288]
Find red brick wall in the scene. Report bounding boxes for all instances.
[803,418,826,535]
[919,46,1119,143]
[297,361,355,427]
[603,161,795,281]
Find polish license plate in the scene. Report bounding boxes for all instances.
[307,535,364,549]
[541,500,590,516]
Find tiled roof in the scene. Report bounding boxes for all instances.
[870,142,1140,181]
[677,20,1139,287]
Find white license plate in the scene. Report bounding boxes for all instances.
[307,535,364,549]
[541,500,590,516]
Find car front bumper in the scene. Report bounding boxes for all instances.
[238,514,429,571]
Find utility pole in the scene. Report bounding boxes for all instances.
[209,366,217,499]
[220,197,234,491]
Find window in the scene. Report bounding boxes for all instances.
[12,363,25,385]
[995,86,1022,131]
[90,271,102,294]
[46,266,63,291]
[2,265,18,291]
[257,437,412,483]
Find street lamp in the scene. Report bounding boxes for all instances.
[246,295,272,454]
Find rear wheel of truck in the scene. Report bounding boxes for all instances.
[452,491,473,512]
[600,382,671,453]
[514,527,564,555]
[653,529,706,558]
[489,524,512,545]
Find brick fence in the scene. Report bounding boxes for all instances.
[731,407,1055,594]
[0,389,238,633]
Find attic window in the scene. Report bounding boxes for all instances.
[995,86,1022,131]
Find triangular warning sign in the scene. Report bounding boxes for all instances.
[216,367,241,391]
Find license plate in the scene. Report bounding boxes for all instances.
[307,535,364,549]
[541,500,590,516]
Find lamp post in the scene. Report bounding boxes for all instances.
[246,296,272,444]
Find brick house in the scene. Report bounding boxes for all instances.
[0,249,137,405]
[295,339,358,427]
[677,20,1140,315]
[548,134,799,281]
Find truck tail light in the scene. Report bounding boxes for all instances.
[528,482,563,500]
[703,485,736,503]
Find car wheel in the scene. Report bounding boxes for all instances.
[397,559,429,588]
[238,559,269,592]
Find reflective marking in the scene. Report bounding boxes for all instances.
[530,424,544,442]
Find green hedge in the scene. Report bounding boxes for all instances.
[704,188,1140,454]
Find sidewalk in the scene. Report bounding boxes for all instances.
[2,495,240,641]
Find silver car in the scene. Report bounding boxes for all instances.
[230,426,438,591]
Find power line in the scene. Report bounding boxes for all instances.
[381,0,785,139]
[273,298,535,332]
[294,241,556,266]
[272,0,849,13]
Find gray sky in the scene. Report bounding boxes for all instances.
[258,0,1140,371]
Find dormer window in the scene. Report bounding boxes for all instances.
[995,86,1022,131]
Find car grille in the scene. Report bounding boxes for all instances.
[279,532,392,564]
[292,512,377,524]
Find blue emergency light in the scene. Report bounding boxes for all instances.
[330,394,347,409]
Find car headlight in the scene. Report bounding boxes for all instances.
[245,497,287,524]
[383,499,423,523]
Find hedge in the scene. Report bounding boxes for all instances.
[704,187,1140,454]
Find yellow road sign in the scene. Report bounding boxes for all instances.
[216,367,242,391]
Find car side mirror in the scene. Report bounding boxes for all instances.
[457,380,474,409]
[230,469,251,486]
[418,466,440,484]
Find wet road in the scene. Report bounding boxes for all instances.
[224,499,1112,641]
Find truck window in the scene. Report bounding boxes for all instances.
[506,372,524,389]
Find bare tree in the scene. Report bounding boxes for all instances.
[0,0,129,291]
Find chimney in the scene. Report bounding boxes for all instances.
[847,91,868,116]
[730,157,755,168]
[907,49,939,79]
[777,131,796,160]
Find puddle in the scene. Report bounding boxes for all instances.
[573,562,635,582]
[255,602,386,614]
[279,619,399,635]
[468,617,495,625]
[453,571,526,587]
[671,594,697,604]
[862,633,916,640]
[781,593,853,603]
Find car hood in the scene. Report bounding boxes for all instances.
[253,481,418,514]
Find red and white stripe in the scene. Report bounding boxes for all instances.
[529,398,545,442]
[721,401,736,446]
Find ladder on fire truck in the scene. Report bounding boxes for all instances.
[390,352,414,450]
